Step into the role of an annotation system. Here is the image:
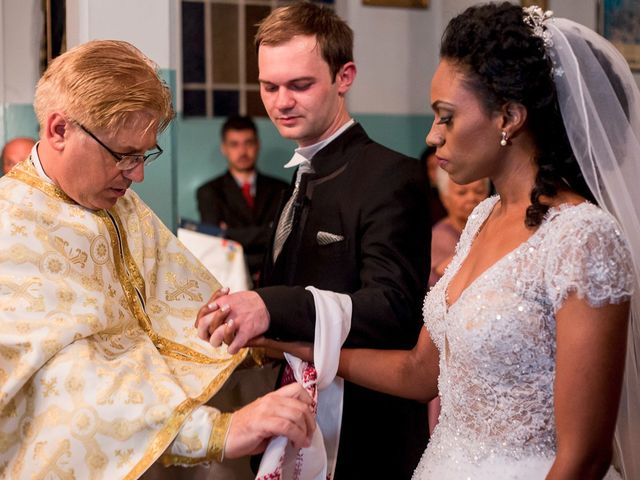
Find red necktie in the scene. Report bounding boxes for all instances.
[242,181,254,209]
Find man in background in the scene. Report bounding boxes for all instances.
[197,116,287,284]
[2,136,36,174]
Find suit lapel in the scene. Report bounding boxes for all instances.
[253,174,271,220]
[223,171,253,221]
[264,124,370,283]
[262,179,294,281]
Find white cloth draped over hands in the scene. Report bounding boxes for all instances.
[256,287,351,480]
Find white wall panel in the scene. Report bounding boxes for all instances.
[2,0,42,104]
[344,0,599,114]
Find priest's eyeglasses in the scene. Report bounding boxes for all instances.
[78,124,163,170]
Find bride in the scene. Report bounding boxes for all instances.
[404,4,637,478]
[205,2,640,478]
[356,4,637,478]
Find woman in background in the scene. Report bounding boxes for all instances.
[420,145,447,225]
[429,169,489,288]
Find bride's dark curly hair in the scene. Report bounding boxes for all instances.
[440,2,595,227]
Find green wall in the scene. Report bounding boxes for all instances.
[2,71,434,231]
[178,113,434,223]
[176,116,296,225]
[1,103,39,141]
[130,69,177,230]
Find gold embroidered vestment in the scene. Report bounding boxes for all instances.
[0,160,246,478]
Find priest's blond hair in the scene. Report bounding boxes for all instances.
[34,39,175,135]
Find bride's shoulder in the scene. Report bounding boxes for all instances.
[543,200,630,263]
[546,200,619,231]
[542,201,633,310]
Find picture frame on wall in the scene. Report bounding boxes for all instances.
[362,0,428,9]
[599,0,640,70]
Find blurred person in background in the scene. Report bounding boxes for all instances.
[2,137,36,174]
[421,145,447,225]
[429,168,490,288]
[197,116,287,284]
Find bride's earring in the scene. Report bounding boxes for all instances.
[500,131,508,147]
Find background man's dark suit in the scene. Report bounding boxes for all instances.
[257,123,431,479]
[197,171,287,279]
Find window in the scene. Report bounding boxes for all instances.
[181,0,333,117]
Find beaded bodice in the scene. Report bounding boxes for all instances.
[422,196,633,466]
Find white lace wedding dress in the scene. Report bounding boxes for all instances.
[413,196,633,479]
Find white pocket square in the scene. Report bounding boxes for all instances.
[316,231,344,246]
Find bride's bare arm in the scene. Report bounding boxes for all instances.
[546,295,629,480]
[249,338,313,361]
[256,327,440,403]
[338,327,439,402]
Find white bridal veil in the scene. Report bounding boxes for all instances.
[545,16,640,480]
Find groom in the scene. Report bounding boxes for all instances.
[198,3,431,478]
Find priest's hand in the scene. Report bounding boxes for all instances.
[196,290,270,354]
[224,382,315,458]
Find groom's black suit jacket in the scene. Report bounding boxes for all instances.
[257,124,431,479]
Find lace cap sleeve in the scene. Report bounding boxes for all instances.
[544,204,634,312]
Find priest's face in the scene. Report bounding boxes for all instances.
[58,112,158,210]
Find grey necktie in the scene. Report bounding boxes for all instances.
[273,163,311,262]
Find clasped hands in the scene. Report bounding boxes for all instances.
[195,287,316,459]
[195,287,314,360]
[195,287,269,354]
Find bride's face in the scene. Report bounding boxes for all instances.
[426,60,503,185]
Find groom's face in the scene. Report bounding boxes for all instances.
[258,35,346,148]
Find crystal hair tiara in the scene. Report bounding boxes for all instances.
[523,5,554,49]
[523,5,563,76]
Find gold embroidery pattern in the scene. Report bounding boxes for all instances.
[6,165,75,205]
[115,449,134,468]
[90,235,110,265]
[209,412,233,463]
[99,208,238,365]
[165,272,203,302]
[0,160,246,478]
[39,251,70,277]
[126,359,244,478]
[10,224,26,236]
[32,439,74,480]
[40,378,58,397]
[0,277,44,312]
